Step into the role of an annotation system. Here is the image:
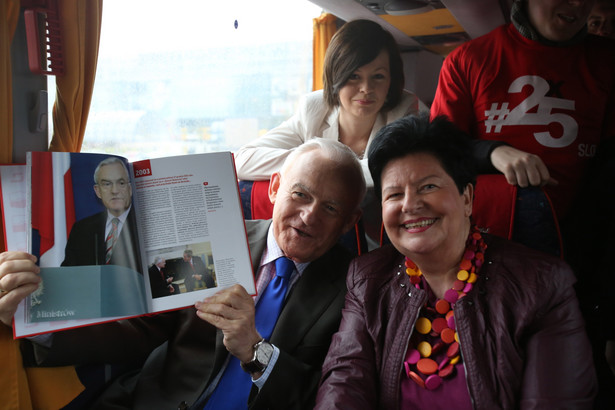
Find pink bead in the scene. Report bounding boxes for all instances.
[463,283,473,293]
[447,315,456,331]
[405,348,421,364]
[464,250,475,260]
[444,289,458,303]
[438,357,450,370]
[452,280,465,291]
[425,374,443,390]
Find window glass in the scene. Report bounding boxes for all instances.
[49,0,321,162]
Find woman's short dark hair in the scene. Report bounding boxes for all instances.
[368,114,476,199]
[323,19,404,111]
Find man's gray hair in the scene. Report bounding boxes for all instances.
[154,256,164,265]
[93,157,130,184]
[280,139,366,202]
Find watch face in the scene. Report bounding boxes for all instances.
[255,341,274,365]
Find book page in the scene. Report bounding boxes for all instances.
[131,152,254,312]
[13,152,140,338]
[0,165,27,252]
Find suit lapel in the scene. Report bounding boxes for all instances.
[97,211,108,264]
[270,248,345,351]
[321,106,340,140]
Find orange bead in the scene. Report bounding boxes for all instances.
[441,328,455,344]
[408,371,425,388]
[460,259,472,271]
[438,363,455,378]
[417,358,438,375]
[435,299,450,314]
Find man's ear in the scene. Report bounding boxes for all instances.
[268,173,281,205]
[342,208,363,235]
[94,184,102,200]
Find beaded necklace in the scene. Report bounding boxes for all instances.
[403,226,487,390]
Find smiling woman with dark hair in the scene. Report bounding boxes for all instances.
[234,19,427,188]
[315,115,597,409]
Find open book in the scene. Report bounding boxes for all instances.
[0,152,254,338]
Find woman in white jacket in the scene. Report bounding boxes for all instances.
[234,19,427,189]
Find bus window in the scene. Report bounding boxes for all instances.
[47,0,321,162]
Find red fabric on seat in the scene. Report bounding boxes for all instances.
[472,175,517,240]
[251,180,274,220]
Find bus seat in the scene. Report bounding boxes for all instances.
[472,174,516,240]
[473,174,563,257]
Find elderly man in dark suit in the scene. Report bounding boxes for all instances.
[148,256,174,298]
[61,156,141,273]
[2,138,366,410]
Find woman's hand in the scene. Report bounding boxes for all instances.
[490,145,558,187]
[0,252,41,327]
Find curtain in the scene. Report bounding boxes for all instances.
[2,2,88,408]
[2,326,84,410]
[312,12,336,91]
[48,0,103,152]
[0,0,19,164]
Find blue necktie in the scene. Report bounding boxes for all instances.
[203,257,294,409]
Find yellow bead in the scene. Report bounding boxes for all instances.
[417,341,432,357]
[416,317,431,334]
[457,270,469,281]
[468,272,478,283]
[450,355,461,365]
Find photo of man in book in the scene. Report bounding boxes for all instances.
[61,156,142,273]
[179,249,216,292]
[148,256,174,298]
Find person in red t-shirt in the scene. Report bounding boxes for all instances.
[432,0,614,235]
[431,1,615,407]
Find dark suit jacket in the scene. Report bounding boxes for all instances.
[148,265,172,298]
[61,207,142,274]
[24,219,352,410]
[180,256,215,291]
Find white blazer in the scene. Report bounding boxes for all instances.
[234,89,428,187]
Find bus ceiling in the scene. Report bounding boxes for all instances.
[307,0,514,56]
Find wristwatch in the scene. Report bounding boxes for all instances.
[240,339,274,374]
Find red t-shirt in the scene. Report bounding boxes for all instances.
[431,24,615,219]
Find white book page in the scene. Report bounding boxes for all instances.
[0,165,27,252]
[131,152,254,313]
